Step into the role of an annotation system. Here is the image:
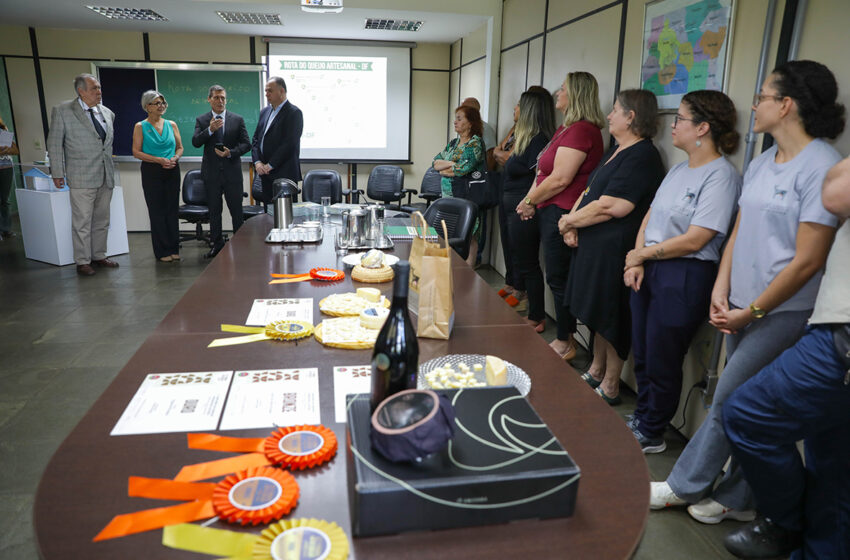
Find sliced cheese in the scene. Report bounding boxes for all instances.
[485,355,508,386]
[359,306,389,330]
[356,287,381,303]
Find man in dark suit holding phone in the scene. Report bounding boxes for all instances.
[252,77,303,202]
[192,85,251,258]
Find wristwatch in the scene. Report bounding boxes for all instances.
[749,303,766,319]
[524,197,532,206]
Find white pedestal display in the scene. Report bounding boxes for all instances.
[16,186,130,266]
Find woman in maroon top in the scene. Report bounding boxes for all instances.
[516,71,605,359]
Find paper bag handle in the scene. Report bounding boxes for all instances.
[411,211,450,251]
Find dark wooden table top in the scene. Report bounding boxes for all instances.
[34,214,649,559]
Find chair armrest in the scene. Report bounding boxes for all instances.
[421,192,441,202]
[343,188,364,204]
[401,188,417,204]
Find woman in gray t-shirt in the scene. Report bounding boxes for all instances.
[650,60,844,525]
[621,90,742,455]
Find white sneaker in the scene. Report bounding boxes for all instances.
[650,481,687,510]
[687,498,757,525]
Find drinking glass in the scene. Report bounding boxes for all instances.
[321,196,332,221]
[335,231,349,256]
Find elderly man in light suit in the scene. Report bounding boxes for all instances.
[47,73,118,276]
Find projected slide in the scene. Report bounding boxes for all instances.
[278,55,387,150]
[268,41,410,162]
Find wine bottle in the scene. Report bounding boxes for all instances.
[370,261,419,411]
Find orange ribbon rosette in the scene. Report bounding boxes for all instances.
[175,425,338,482]
[93,466,299,542]
[269,267,344,284]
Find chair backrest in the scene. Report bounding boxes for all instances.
[420,167,443,198]
[366,165,404,203]
[182,169,207,205]
[302,170,343,204]
[423,197,478,248]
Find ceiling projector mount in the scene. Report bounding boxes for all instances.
[301,0,343,13]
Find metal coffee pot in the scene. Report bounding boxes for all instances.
[272,178,299,229]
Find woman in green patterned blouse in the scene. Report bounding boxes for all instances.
[432,105,486,265]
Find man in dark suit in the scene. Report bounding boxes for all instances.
[192,85,251,258]
[252,76,303,202]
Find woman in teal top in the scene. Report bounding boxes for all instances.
[132,90,184,262]
[432,105,486,264]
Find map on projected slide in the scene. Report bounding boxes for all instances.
[278,55,387,150]
[640,0,734,109]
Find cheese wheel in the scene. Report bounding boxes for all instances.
[356,287,381,303]
[485,355,508,386]
[359,306,389,329]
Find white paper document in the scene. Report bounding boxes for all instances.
[219,368,320,430]
[245,298,313,326]
[33,176,52,191]
[110,371,233,436]
[333,365,371,423]
[0,129,13,148]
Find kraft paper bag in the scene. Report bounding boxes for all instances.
[408,211,454,339]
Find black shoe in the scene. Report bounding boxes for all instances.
[204,245,223,259]
[724,517,802,559]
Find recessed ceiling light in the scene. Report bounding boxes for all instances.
[86,6,167,21]
[217,11,282,25]
[364,18,423,32]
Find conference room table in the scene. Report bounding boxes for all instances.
[33,214,650,559]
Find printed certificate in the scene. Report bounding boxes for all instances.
[111,371,233,436]
[220,368,320,430]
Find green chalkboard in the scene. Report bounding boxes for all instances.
[157,69,262,157]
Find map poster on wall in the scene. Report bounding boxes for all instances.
[640,0,735,110]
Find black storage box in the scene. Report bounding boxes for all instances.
[346,387,580,537]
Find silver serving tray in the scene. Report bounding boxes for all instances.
[340,235,394,251]
[417,354,531,396]
[265,226,324,244]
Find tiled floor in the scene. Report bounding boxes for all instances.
[0,228,743,559]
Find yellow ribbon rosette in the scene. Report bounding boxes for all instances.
[161,518,349,560]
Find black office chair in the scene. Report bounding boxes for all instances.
[361,165,416,210]
[301,169,344,204]
[403,167,443,213]
[422,197,478,261]
[178,169,212,245]
[242,174,268,220]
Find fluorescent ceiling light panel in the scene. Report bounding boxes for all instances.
[364,18,423,32]
[86,6,167,21]
[217,11,282,25]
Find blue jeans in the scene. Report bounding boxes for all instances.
[666,309,810,509]
[724,325,850,560]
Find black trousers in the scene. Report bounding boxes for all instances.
[538,203,576,339]
[206,175,244,248]
[503,190,544,321]
[140,162,180,258]
[498,189,525,290]
[630,258,715,438]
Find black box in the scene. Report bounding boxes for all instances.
[346,387,580,537]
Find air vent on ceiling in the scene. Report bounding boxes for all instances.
[217,11,282,25]
[86,6,167,21]
[364,18,423,32]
